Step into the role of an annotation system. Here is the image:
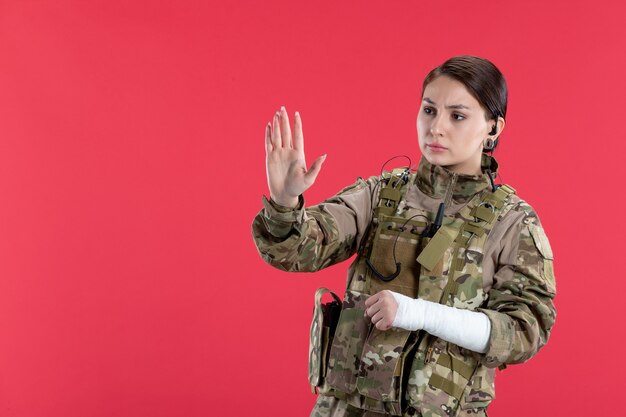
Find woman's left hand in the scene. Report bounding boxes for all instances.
[364,290,398,331]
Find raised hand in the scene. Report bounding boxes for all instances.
[265,106,326,208]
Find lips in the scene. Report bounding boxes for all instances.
[427,143,447,150]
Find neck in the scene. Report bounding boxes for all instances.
[415,153,499,203]
[441,154,482,176]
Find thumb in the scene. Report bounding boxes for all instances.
[304,154,327,184]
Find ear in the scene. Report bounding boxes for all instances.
[492,116,506,138]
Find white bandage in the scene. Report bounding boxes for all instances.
[390,291,491,354]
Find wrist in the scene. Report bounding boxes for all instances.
[391,293,492,354]
[391,292,426,331]
[270,194,299,209]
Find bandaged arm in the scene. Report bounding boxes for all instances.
[390,292,491,354]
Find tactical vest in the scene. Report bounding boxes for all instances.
[309,167,516,416]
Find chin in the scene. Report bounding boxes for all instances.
[423,153,452,167]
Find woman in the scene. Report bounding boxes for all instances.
[252,56,557,417]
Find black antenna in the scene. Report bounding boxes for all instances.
[422,203,445,238]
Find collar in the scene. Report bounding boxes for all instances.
[415,153,499,203]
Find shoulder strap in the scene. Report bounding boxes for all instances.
[460,183,516,241]
[373,167,416,217]
[438,184,516,300]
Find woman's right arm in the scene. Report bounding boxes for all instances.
[252,175,378,272]
[251,106,379,272]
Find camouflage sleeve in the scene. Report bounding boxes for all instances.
[251,175,380,272]
[475,204,557,368]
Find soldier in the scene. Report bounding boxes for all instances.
[251,55,557,417]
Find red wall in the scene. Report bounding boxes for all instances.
[0,1,623,415]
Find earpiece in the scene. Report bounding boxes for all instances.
[489,112,500,136]
[485,113,500,151]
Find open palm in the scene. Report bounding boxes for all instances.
[265,106,326,207]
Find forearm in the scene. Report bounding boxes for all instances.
[252,195,352,272]
[472,221,557,368]
[391,292,491,354]
[252,175,378,272]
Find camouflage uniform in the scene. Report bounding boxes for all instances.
[251,154,557,417]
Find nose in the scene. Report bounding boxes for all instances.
[430,113,445,136]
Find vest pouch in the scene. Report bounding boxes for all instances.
[416,338,480,416]
[308,288,342,393]
[415,235,447,304]
[459,363,496,411]
[368,215,425,298]
[356,325,413,412]
[325,290,371,394]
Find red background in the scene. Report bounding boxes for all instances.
[0,0,624,416]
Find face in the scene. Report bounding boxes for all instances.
[416,75,503,175]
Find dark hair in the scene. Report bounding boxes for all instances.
[421,55,508,149]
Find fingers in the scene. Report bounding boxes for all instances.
[371,311,392,330]
[304,154,327,184]
[365,302,380,318]
[265,122,272,154]
[375,319,392,331]
[293,111,303,151]
[365,291,396,330]
[271,111,282,148]
[364,293,379,308]
[364,293,383,317]
[368,306,392,330]
[269,107,296,149]
[279,106,292,148]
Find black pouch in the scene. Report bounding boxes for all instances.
[308,287,342,393]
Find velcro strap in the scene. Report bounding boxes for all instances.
[456,235,469,247]
[481,197,504,209]
[428,374,464,400]
[487,184,516,205]
[437,353,475,380]
[461,222,485,237]
[333,389,347,401]
[365,397,378,408]
[374,206,395,216]
[498,184,516,195]
[472,205,495,223]
[394,357,403,377]
[379,187,401,202]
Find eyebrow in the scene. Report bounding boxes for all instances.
[423,97,470,110]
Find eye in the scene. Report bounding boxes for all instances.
[452,113,466,121]
[423,106,434,115]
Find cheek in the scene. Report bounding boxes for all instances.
[416,131,426,150]
[458,137,485,158]
[469,130,486,148]
[456,126,483,148]
[416,117,426,141]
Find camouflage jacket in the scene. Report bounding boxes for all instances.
[251,154,557,415]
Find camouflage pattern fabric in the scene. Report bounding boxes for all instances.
[251,154,557,416]
[310,394,489,417]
